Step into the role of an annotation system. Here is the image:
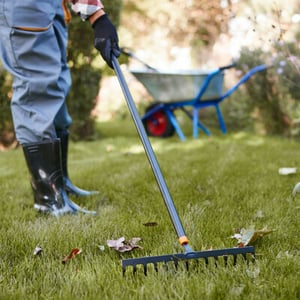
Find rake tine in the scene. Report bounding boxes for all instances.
[194,259,200,274]
[174,260,179,271]
[224,255,228,266]
[154,263,158,273]
[164,261,168,272]
[214,256,218,267]
[185,261,189,271]
[143,264,147,276]
[204,257,209,266]
[233,255,237,266]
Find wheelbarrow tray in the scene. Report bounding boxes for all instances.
[130,69,224,102]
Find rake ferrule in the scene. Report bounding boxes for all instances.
[179,236,189,246]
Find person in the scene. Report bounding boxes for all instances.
[0,0,120,216]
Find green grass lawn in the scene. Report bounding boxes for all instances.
[0,120,299,299]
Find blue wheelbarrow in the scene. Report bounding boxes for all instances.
[122,48,268,141]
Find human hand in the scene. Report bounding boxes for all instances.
[93,14,120,68]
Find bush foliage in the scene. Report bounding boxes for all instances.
[57,0,123,141]
[234,42,300,136]
[0,70,14,147]
[185,40,300,137]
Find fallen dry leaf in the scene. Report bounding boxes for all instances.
[33,246,43,256]
[98,245,105,251]
[62,248,82,264]
[107,237,143,253]
[143,222,158,227]
[278,167,297,175]
[232,227,274,247]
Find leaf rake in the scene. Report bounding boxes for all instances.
[112,56,255,275]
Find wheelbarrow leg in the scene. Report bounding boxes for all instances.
[193,108,211,138]
[215,104,227,134]
[164,109,186,141]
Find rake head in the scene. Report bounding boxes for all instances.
[122,246,255,275]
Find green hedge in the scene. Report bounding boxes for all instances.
[64,0,123,141]
[0,69,14,147]
[234,43,300,136]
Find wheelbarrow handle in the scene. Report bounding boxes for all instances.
[120,47,157,72]
[120,47,133,57]
[219,62,237,71]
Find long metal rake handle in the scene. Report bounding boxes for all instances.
[112,56,192,252]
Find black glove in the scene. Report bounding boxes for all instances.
[93,14,120,68]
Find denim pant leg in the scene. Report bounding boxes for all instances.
[53,7,72,131]
[0,1,72,144]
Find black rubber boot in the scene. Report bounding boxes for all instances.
[23,140,96,216]
[56,129,98,197]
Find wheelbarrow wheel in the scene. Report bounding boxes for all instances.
[143,104,175,138]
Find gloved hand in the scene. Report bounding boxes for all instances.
[93,14,120,68]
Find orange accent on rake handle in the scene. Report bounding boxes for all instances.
[179,236,189,246]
